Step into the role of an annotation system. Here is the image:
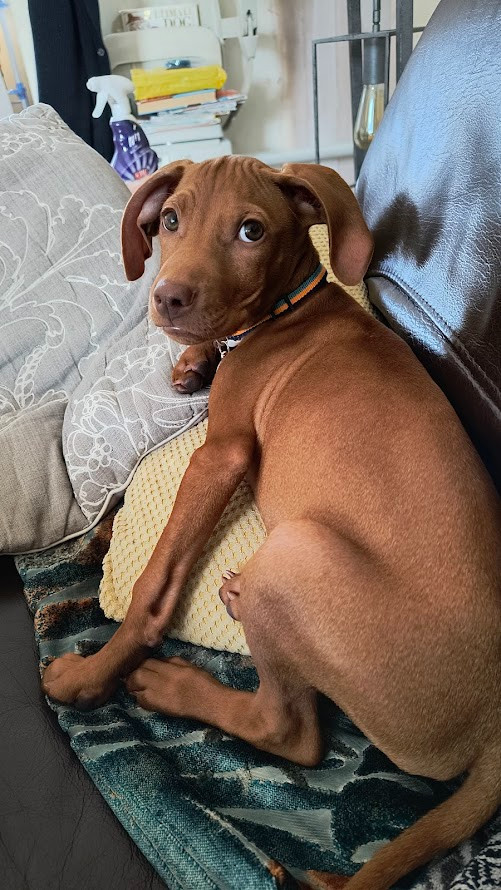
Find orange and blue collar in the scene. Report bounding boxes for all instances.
[219,263,327,355]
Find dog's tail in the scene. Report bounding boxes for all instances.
[345,735,501,890]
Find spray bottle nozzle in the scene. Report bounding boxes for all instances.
[86,74,135,123]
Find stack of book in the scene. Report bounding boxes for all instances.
[135,87,216,115]
[140,90,246,147]
[130,65,245,159]
[131,64,224,114]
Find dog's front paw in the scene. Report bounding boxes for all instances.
[42,653,117,710]
[172,367,205,394]
[172,343,220,394]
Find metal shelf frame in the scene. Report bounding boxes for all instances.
[312,0,423,178]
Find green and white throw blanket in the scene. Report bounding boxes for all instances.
[15,520,501,890]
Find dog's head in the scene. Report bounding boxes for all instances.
[121,156,373,344]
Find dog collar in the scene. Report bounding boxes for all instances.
[218,263,328,356]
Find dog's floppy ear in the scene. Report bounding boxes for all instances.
[121,160,193,281]
[276,163,373,286]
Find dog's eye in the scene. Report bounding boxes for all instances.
[163,210,179,232]
[238,220,264,242]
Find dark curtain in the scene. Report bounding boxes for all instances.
[28,0,114,160]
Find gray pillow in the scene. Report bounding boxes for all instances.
[0,105,207,553]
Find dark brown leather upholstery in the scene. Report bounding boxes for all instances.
[357,0,501,490]
[0,557,166,890]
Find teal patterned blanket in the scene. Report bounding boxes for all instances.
[15,519,501,890]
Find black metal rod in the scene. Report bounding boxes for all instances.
[384,32,390,107]
[347,0,364,180]
[396,0,414,81]
[313,29,394,47]
[313,42,320,164]
[312,27,423,47]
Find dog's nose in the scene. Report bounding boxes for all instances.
[153,281,195,318]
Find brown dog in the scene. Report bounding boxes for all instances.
[43,157,501,889]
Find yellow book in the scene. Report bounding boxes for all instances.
[131,65,227,101]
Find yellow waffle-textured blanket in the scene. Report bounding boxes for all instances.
[99,226,370,653]
[100,420,260,654]
[310,224,371,311]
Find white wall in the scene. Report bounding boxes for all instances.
[225,1,354,172]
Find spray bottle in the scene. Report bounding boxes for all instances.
[87,74,159,183]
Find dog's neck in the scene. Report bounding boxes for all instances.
[219,261,328,356]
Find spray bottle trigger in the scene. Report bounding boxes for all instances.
[93,91,109,119]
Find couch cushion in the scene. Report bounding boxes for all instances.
[0,105,203,552]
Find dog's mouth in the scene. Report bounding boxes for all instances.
[153,312,238,346]
[149,286,264,346]
[159,325,205,346]
[150,296,261,346]
[150,300,217,345]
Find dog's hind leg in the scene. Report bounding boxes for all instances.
[125,656,323,766]
[125,522,336,766]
